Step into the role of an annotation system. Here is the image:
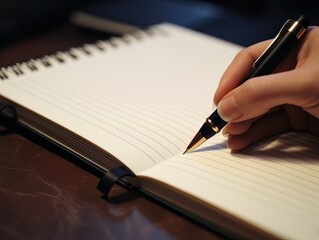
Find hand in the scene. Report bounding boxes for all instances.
[213,27,319,150]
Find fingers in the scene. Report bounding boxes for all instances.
[217,67,319,123]
[226,110,291,150]
[215,27,319,123]
[222,107,282,136]
[224,105,319,150]
[213,40,272,105]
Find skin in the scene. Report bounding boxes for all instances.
[213,27,319,150]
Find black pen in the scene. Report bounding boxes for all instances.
[184,15,309,153]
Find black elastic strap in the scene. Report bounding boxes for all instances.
[97,166,135,199]
[0,104,17,120]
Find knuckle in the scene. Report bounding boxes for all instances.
[241,80,263,102]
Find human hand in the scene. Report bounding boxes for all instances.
[213,27,319,150]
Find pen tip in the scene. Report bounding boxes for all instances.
[184,132,207,154]
[183,149,191,154]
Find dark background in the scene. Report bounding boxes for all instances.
[1,0,319,48]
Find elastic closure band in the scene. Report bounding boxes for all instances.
[97,166,135,199]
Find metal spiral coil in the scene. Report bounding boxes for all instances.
[0,26,164,81]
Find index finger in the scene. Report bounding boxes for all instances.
[213,40,272,106]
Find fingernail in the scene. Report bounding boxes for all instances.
[212,100,217,110]
[225,134,233,149]
[222,124,229,137]
[225,138,230,149]
[217,96,242,122]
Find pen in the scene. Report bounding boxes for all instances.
[184,15,309,153]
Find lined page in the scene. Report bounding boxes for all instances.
[140,132,319,240]
[0,23,241,173]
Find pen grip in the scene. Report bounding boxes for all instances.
[201,111,227,138]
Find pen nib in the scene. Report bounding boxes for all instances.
[183,132,207,154]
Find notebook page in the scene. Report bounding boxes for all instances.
[140,132,319,239]
[0,23,241,173]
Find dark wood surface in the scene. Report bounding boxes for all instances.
[0,23,224,240]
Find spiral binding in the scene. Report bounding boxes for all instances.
[0,26,165,81]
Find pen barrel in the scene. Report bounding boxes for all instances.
[249,31,299,78]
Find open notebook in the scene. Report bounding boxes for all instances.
[0,23,318,240]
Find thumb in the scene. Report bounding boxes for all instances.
[216,68,317,122]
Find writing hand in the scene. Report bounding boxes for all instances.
[213,27,319,150]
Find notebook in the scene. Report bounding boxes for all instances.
[0,23,318,240]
